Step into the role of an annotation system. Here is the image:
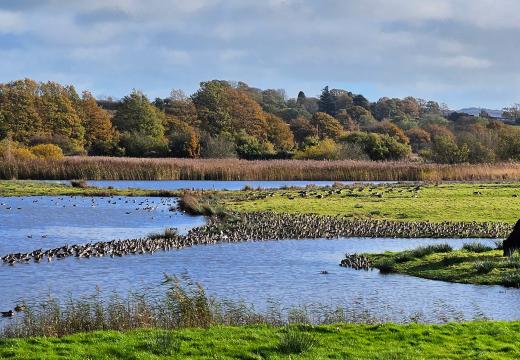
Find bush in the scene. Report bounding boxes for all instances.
[294,139,341,160]
[277,327,317,355]
[235,132,275,160]
[474,261,495,274]
[119,132,169,157]
[200,133,237,159]
[11,147,36,160]
[342,132,411,161]
[30,144,64,159]
[462,243,494,253]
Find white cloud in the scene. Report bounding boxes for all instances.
[0,10,24,33]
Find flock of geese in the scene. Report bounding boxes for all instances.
[2,211,512,266]
[340,253,373,270]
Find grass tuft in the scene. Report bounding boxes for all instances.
[409,244,452,258]
[462,243,494,253]
[474,261,495,274]
[277,327,317,355]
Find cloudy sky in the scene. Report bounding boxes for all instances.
[0,0,518,109]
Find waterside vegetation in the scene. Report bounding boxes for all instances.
[365,243,520,287]
[4,157,520,181]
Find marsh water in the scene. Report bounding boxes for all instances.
[1,180,519,323]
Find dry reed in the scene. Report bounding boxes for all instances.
[2,156,520,181]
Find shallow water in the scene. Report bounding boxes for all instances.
[0,196,205,255]
[0,195,517,322]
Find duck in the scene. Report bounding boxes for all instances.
[1,310,14,317]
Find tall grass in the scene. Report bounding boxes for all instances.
[1,275,473,338]
[3,156,520,181]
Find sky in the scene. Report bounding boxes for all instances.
[0,0,518,109]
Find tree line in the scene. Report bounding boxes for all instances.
[1,78,520,163]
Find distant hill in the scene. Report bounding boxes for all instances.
[457,107,504,118]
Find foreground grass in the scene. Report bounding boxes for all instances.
[2,322,520,359]
[221,182,520,223]
[366,244,520,287]
[0,180,182,197]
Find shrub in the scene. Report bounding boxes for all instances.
[235,132,275,160]
[277,327,317,355]
[462,243,494,253]
[474,261,495,274]
[294,139,341,160]
[409,244,453,258]
[30,144,64,159]
[200,133,237,159]
[11,147,36,161]
[119,132,169,157]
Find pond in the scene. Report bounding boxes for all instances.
[0,193,518,323]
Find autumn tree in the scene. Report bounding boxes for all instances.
[266,113,294,151]
[290,116,316,144]
[0,79,42,143]
[406,128,431,152]
[80,91,116,153]
[310,112,344,140]
[38,81,85,152]
[166,116,200,158]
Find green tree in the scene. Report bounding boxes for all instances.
[113,90,165,138]
[319,86,336,116]
[191,80,232,136]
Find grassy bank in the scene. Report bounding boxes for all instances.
[222,182,520,223]
[2,322,520,359]
[0,180,182,197]
[4,157,520,181]
[366,243,520,287]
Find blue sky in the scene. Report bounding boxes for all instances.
[0,0,518,109]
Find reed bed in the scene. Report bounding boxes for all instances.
[2,156,520,181]
[1,275,474,339]
[1,275,403,339]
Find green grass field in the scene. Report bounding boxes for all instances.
[220,183,520,223]
[366,244,520,287]
[2,323,520,359]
